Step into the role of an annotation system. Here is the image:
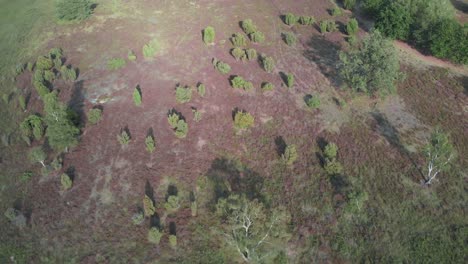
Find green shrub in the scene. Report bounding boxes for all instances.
[148,227,163,244]
[283,32,297,46]
[142,39,160,58]
[203,26,215,44]
[20,115,45,141]
[234,111,254,130]
[49,47,63,60]
[305,95,321,109]
[260,55,275,73]
[231,47,245,61]
[347,35,359,46]
[164,195,181,211]
[212,58,231,74]
[261,82,274,92]
[346,18,359,35]
[56,0,94,21]
[143,194,155,216]
[241,19,257,34]
[87,108,102,125]
[375,1,412,40]
[27,62,34,71]
[33,80,49,98]
[168,113,180,129]
[344,0,357,10]
[320,21,328,33]
[127,50,137,61]
[245,48,257,61]
[230,33,247,47]
[117,130,130,145]
[299,16,315,25]
[169,235,177,248]
[60,65,77,81]
[51,156,63,171]
[249,31,265,43]
[197,83,206,97]
[145,135,156,153]
[324,160,343,175]
[193,109,202,122]
[427,19,468,64]
[285,73,294,88]
[61,173,73,190]
[284,13,298,26]
[29,146,46,167]
[282,144,298,165]
[43,70,55,82]
[131,211,144,225]
[331,6,343,16]
[324,143,338,160]
[174,120,188,138]
[20,171,33,182]
[231,76,253,91]
[175,85,192,103]
[327,20,338,32]
[133,86,142,106]
[36,56,54,70]
[107,58,126,70]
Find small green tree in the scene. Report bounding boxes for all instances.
[117,130,130,145]
[234,111,254,130]
[261,82,274,92]
[203,26,216,44]
[169,235,177,248]
[323,142,343,176]
[231,47,245,61]
[36,56,54,70]
[148,227,163,244]
[197,83,206,97]
[261,55,275,73]
[230,33,247,47]
[324,143,338,160]
[60,65,77,81]
[133,85,142,106]
[174,120,188,138]
[18,95,27,111]
[213,59,231,74]
[145,135,156,153]
[284,13,298,26]
[331,6,343,16]
[282,144,298,165]
[241,19,257,35]
[231,76,253,91]
[346,18,359,35]
[283,32,297,46]
[245,48,257,61]
[285,73,294,88]
[299,16,315,25]
[175,85,192,103]
[423,129,456,185]
[29,147,46,167]
[20,115,45,141]
[168,113,180,129]
[320,21,328,33]
[249,31,265,43]
[327,20,338,32]
[143,194,156,217]
[87,108,102,125]
[305,95,321,109]
[61,173,73,190]
[164,195,181,211]
[192,109,202,122]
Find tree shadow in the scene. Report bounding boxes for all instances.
[371,111,425,181]
[450,0,468,12]
[166,184,178,201]
[315,137,329,167]
[169,222,176,235]
[303,35,342,87]
[145,180,155,204]
[274,136,286,157]
[147,127,154,138]
[150,213,160,229]
[68,80,86,126]
[279,72,288,86]
[66,166,76,182]
[457,75,468,96]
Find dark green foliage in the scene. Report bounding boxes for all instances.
[20,171,33,182]
[249,31,265,43]
[231,76,253,91]
[133,85,142,106]
[375,1,412,40]
[117,130,130,145]
[107,58,126,70]
[36,56,54,70]
[49,48,63,60]
[343,0,356,10]
[241,19,257,35]
[284,13,298,26]
[362,0,384,17]
[282,32,297,46]
[212,58,231,74]
[60,65,77,81]
[56,0,94,21]
[261,82,274,92]
[423,129,456,184]
[339,30,401,95]
[245,48,257,61]
[323,142,343,175]
[426,19,468,64]
[43,91,80,151]
[20,114,45,141]
[33,80,49,98]
[299,16,315,25]
[87,108,102,125]
[175,85,192,103]
[230,33,247,47]
[231,47,245,61]
[203,26,215,44]
[346,18,359,35]
[285,73,294,88]
[260,55,275,73]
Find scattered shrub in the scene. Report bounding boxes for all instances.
[343,0,357,10]
[324,143,338,160]
[285,73,294,88]
[175,85,192,103]
[260,55,275,73]
[60,65,77,81]
[299,16,315,25]
[87,108,102,125]
[245,48,257,61]
[127,50,137,61]
[231,47,245,61]
[234,111,254,130]
[192,109,202,122]
[169,235,177,248]
[324,160,343,175]
[148,227,163,244]
[117,130,130,145]
[142,39,160,58]
[212,58,231,74]
[143,195,156,217]
[230,33,247,47]
[107,58,126,70]
[283,32,297,46]
[284,13,298,26]
[282,144,298,165]
[249,31,265,43]
[61,173,73,190]
[305,95,321,109]
[164,195,181,211]
[197,83,206,97]
[203,26,216,44]
[231,76,253,91]
[56,0,94,21]
[131,211,144,225]
[36,56,54,70]
[145,135,156,153]
[133,85,142,106]
[426,19,468,64]
[331,6,343,16]
[241,19,257,35]
[261,82,274,92]
[346,18,359,35]
[33,80,49,98]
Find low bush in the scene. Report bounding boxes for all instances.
[285,73,294,88]
[175,85,192,103]
[117,130,130,145]
[192,109,202,122]
[324,143,338,159]
[127,50,137,61]
[143,194,156,216]
[168,113,180,129]
[241,19,257,35]
[49,48,63,60]
[299,16,315,25]
[36,56,54,70]
[231,76,253,91]
[230,33,247,47]
[284,13,298,26]
[260,55,275,73]
[20,171,33,182]
[142,39,160,58]
[261,82,274,92]
[197,83,206,97]
[61,173,73,190]
[148,227,163,244]
[231,47,245,61]
[133,86,142,106]
[249,31,265,43]
[234,111,254,130]
[320,21,328,33]
[145,135,156,153]
[107,58,126,70]
[167,112,189,138]
[245,48,257,61]
[324,160,343,175]
[305,95,321,109]
[60,65,77,81]
[56,0,94,21]
[203,26,215,44]
[343,0,357,10]
[87,108,102,125]
[212,58,231,74]
[327,20,338,32]
[331,6,343,16]
[346,18,359,35]
[282,144,298,165]
[169,235,177,248]
[164,195,181,211]
[43,70,55,82]
[283,32,297,46]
